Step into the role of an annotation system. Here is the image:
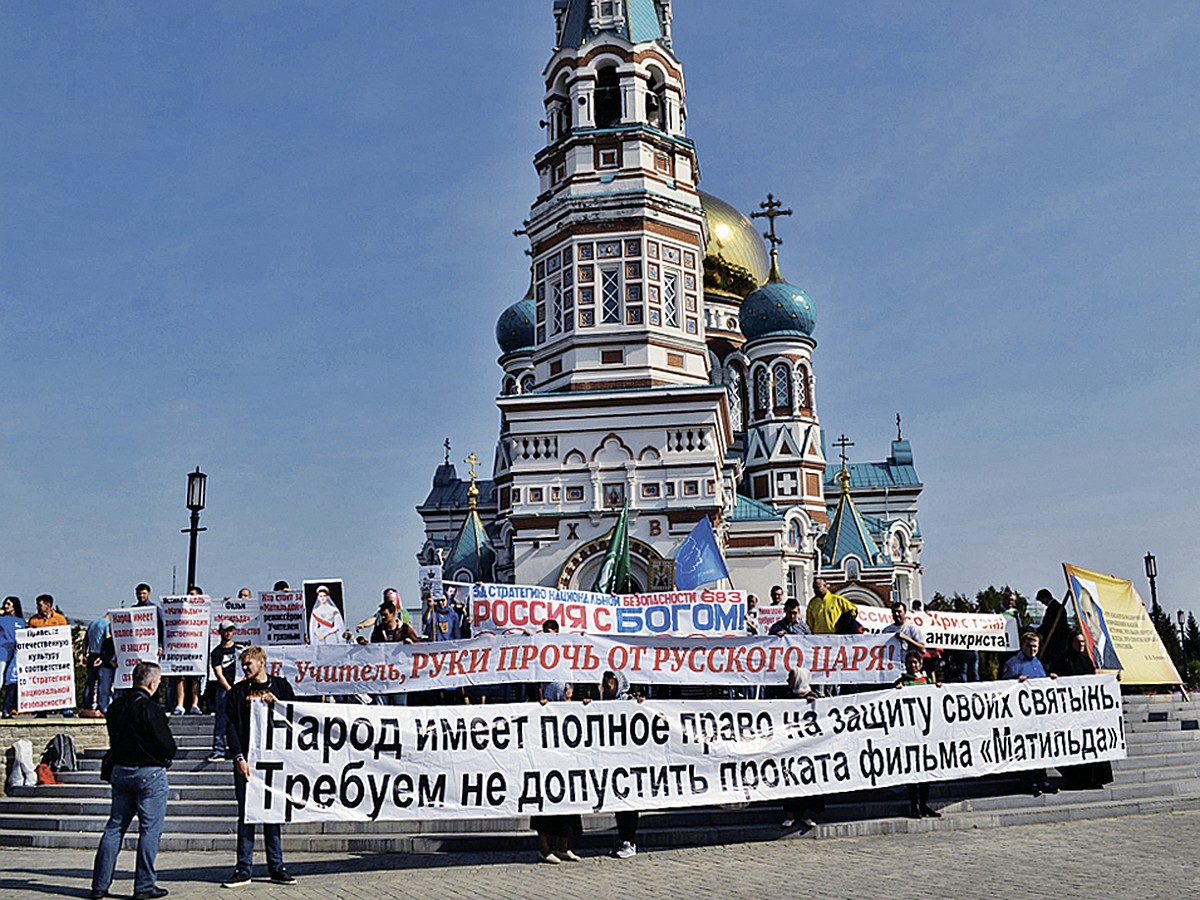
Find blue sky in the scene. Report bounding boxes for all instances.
[2,1,1197,628]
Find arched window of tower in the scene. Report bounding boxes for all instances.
[754,367,770,419]
[595,65,621,129]
[645,66,667,129]
[772,362,792,413]
[795,364,810,409]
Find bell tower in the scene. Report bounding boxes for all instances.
[528,0,709,392]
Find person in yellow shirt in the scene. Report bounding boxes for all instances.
[805,579,857,635]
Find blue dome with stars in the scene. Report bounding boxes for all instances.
[740,272,817,341]
[496,295,536,355]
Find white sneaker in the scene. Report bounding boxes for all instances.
[615,841,637,859]
[560,850,583,862]
[540,852,562,864]
[800,817,817,829]
[781,818,795,828]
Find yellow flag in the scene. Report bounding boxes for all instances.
[1063,562,1182,686]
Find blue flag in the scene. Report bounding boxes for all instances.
[673,516,730,590]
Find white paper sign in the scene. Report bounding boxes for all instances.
[109,607,160,689]
[162,595,212,676]
[15,625,76,712]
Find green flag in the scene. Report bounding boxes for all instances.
[592,502,631,594]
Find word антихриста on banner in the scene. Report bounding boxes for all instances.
[266,632,912,696]
[243,674,1125,824]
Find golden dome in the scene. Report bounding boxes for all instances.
[700,190,770,300]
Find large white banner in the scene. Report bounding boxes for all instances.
[261,591,305,646]
[856,607,1019,652]
[110,608,161,689]
[266,633,918,696]
[15,626,76,712]
[245,674,1125,824]
[162,594,211,676]
[470,583,747,637]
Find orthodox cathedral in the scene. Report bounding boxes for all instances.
[417,0,924,610]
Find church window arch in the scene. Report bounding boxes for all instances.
[795,364,810,409]
[503,375,516,396]
[645,66,668,130]
[772,362,792,413]
[753,367,770,419]
[788,519,803,549]
[595,65,621,128]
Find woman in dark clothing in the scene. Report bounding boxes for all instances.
[1051,631,1115,790]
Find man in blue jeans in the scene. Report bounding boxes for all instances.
[222,645,298,888]
[91,661,176,900]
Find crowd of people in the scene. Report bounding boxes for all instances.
[0,578,1117,896]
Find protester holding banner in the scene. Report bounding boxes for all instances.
[805,579,857,635]
[223,646,298,888]
[132,583,166,651]
[894,651,943,818]
[585,670,642,859]
[0,596,25,717]
[1051,631,1115,790]
[308,585,346,645]
[780,667,824,830]
[368,598,421,706]
[882,602,927,660]
[28,594,74,717]
[768,599,813,638]
[531,617,583,864]
[1002,632,1059,796]
[90,661,175,900]
[424,593,461,643]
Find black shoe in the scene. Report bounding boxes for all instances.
[908,805,922,819]
[133,888,169,900]
[90,891,109,900]
[221,871,252,889]
[1043,785,1059,795]
[920,805,942,819]
[269,868,297,885]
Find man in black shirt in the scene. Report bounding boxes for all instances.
[222,646,298,888]
[208,621,242,762]
[91,661,176,900]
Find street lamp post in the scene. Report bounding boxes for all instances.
[1144,552,1159,622]
[182,467,207,591]
[1178,609,1189,683]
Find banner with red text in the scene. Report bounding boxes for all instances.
[266,632,909,696]
[109,608,160,689]
[162,594,212,676]
[470,583,747,636]
[855,607,1019,652]
[245,674,1125,823]
[15,626,75,712]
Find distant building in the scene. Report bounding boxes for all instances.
[418,1,924,608]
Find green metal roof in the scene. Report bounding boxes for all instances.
[557,0,666,49]
[730,494,784,521]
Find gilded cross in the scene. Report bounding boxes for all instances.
[832,433,855,467]
[750,192,793,251]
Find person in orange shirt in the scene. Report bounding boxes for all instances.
[28,593,68,629]
[28,594,74,717]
